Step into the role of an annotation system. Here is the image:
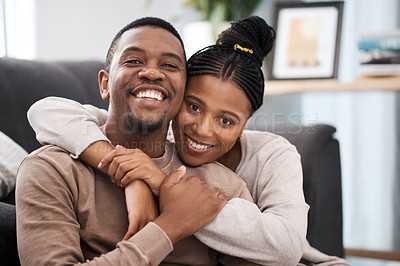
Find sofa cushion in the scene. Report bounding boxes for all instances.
[0,131,27,200]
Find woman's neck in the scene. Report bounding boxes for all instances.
[217,140,242,172]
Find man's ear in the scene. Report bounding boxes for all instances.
[98,69,110,100]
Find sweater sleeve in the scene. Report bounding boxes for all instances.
[27,96,109,158]
[16,154,173,266]
[194,145,309,266]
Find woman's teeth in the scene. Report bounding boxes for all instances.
[186,136,212,150]
[136,91,163,100]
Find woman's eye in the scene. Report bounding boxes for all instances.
[220,117,232,125]
[190,104,200,112]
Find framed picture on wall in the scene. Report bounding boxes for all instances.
[268,1,344,80]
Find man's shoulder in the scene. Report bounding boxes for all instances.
[28,145,75,163]
[21,145,86,174]
[18,145,96,191]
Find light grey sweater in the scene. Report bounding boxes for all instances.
[27,96,349,265]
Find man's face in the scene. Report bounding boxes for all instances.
[100,26,186,134]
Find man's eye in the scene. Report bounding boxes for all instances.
[162,63,178,69]
[125,59,141,64]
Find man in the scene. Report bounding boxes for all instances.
[16,17,227,265]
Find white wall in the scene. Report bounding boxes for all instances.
[34,0,189,60]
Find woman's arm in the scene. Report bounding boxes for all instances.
[28,96,109,159]
[194,146,308,265]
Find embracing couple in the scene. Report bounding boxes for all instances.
[16,16,348,265]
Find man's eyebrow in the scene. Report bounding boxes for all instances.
[121,46,144,57]
[121,47,184,64]
[162,52,184,64]
[185,95,241,121]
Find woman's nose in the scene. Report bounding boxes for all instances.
[193,116,214,138]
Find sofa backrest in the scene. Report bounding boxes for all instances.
[0,57,107,152]
[269,124,344,257]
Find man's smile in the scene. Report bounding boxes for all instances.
[135,89,164,101]
[131,84,169,101]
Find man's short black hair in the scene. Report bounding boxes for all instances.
[105,17,186,72]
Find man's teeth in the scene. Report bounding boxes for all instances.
[186,136,212,150]
[136,91,163,100]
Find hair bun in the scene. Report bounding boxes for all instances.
[217,16,275,66]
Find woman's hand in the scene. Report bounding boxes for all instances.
[98,145,167,195]
[123,180,159,240]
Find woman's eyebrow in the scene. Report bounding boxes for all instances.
[221,110,240,121]
[185,95,205,105]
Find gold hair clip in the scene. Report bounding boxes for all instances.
[234,44,253,54]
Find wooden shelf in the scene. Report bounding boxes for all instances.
[264,76,400,96]
[345,248,400,261]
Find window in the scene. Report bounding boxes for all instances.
[1,0,35,59]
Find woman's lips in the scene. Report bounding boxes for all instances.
[184,134,214,152]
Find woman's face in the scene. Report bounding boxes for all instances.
[172,75,252,167]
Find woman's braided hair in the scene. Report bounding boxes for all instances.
[187,16,275,113]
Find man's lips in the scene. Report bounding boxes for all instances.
[131,84,168,101]
[135,89,164,100]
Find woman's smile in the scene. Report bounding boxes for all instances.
[184,134,214,152]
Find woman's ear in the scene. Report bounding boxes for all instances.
[98,69,110,100]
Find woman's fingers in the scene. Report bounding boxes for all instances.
[98,145,138,168]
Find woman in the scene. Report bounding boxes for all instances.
[29,16,347,265]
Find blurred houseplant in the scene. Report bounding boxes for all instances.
[183,0,261,25]
[182,0,262,56]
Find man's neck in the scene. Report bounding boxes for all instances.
[104,121,167,158]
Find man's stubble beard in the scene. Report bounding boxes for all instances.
[126,106,167,134]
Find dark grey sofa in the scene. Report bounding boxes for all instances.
[0,57,344,265]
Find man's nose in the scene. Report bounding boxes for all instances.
[138,67,165,81]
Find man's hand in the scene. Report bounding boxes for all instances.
[98,145,167,195]
[154,166,226,244]
[123,180,158,240]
